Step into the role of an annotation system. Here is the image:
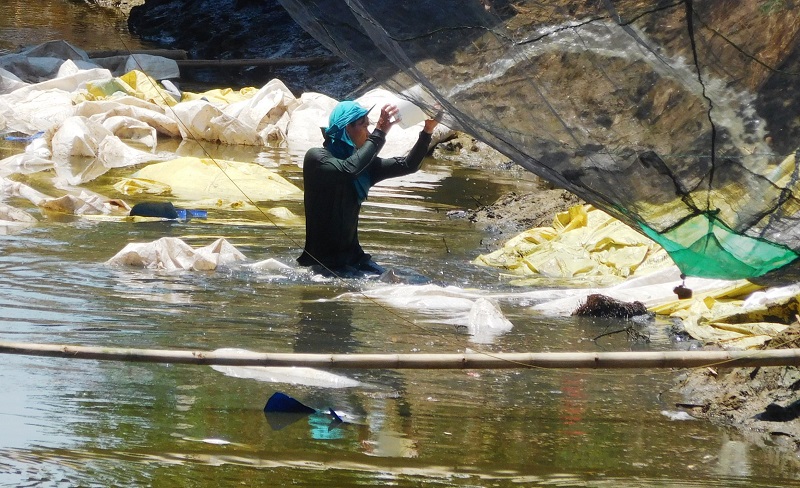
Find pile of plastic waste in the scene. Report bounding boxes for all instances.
[0,40,449,225]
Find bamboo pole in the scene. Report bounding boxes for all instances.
[174,57,339,68]
[85,51,339,68]
[1,341,799,369]
[87,49,189,60]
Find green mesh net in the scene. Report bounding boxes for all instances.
[277,0,800,281]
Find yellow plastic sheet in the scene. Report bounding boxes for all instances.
[84,70,178,107]
[121,157,302,204]
[651,282,800,349]
[476,203,796,349]
[473,204,667,285]
[181,87,259,105]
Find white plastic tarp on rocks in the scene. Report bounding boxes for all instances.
[106,237,246,271]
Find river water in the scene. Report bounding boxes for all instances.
[1,2,800,487]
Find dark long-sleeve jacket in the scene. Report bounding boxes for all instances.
[297,128,433,270]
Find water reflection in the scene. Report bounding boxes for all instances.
[294,289,358,354]
[0,2,151,55]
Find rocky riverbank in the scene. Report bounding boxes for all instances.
[125,0,367,99]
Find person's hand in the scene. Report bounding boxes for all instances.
[423,118,439,134]
[375,104,399,133]
[423,103,442,134]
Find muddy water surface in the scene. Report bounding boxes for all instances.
[1,2,799,487]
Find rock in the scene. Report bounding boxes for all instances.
[572,294,649,319]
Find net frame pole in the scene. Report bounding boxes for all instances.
[0,341,798,369]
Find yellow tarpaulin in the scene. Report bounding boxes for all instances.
[181,87,259,104]
[473,204,668,286]
[117,157,302,204]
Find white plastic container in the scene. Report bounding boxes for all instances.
[395,84,432,129]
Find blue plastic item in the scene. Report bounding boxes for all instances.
[264,392,316,414]
[174,209,207,220]
[4,131,44,142]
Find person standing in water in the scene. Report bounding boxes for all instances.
[297,101,439,277]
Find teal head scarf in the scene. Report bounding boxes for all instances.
[323,101,374,202]
[323,101,371,159]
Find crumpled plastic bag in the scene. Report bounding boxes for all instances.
[106,237,247,271]
[2,177,129,216]
[0,152,55,178]
[0,203,37,236]
[467,297,514,344]
[0,203,37,223]
[340,283,512,343]
[39,191,130,215]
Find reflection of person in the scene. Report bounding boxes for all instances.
[297,101,439,277]
[294,289,356,355]
[291,290,415,447]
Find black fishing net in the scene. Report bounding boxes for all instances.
[277,0,800,281]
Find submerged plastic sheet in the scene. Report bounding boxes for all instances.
[278,0,800,281]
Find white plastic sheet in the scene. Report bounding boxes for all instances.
[467,298,514,344]
[106,237,247,271]
[210,348,362,388]
[342,283,514,344]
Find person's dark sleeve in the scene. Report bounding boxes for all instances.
[370,130,433,184]
[309,129,387,180]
